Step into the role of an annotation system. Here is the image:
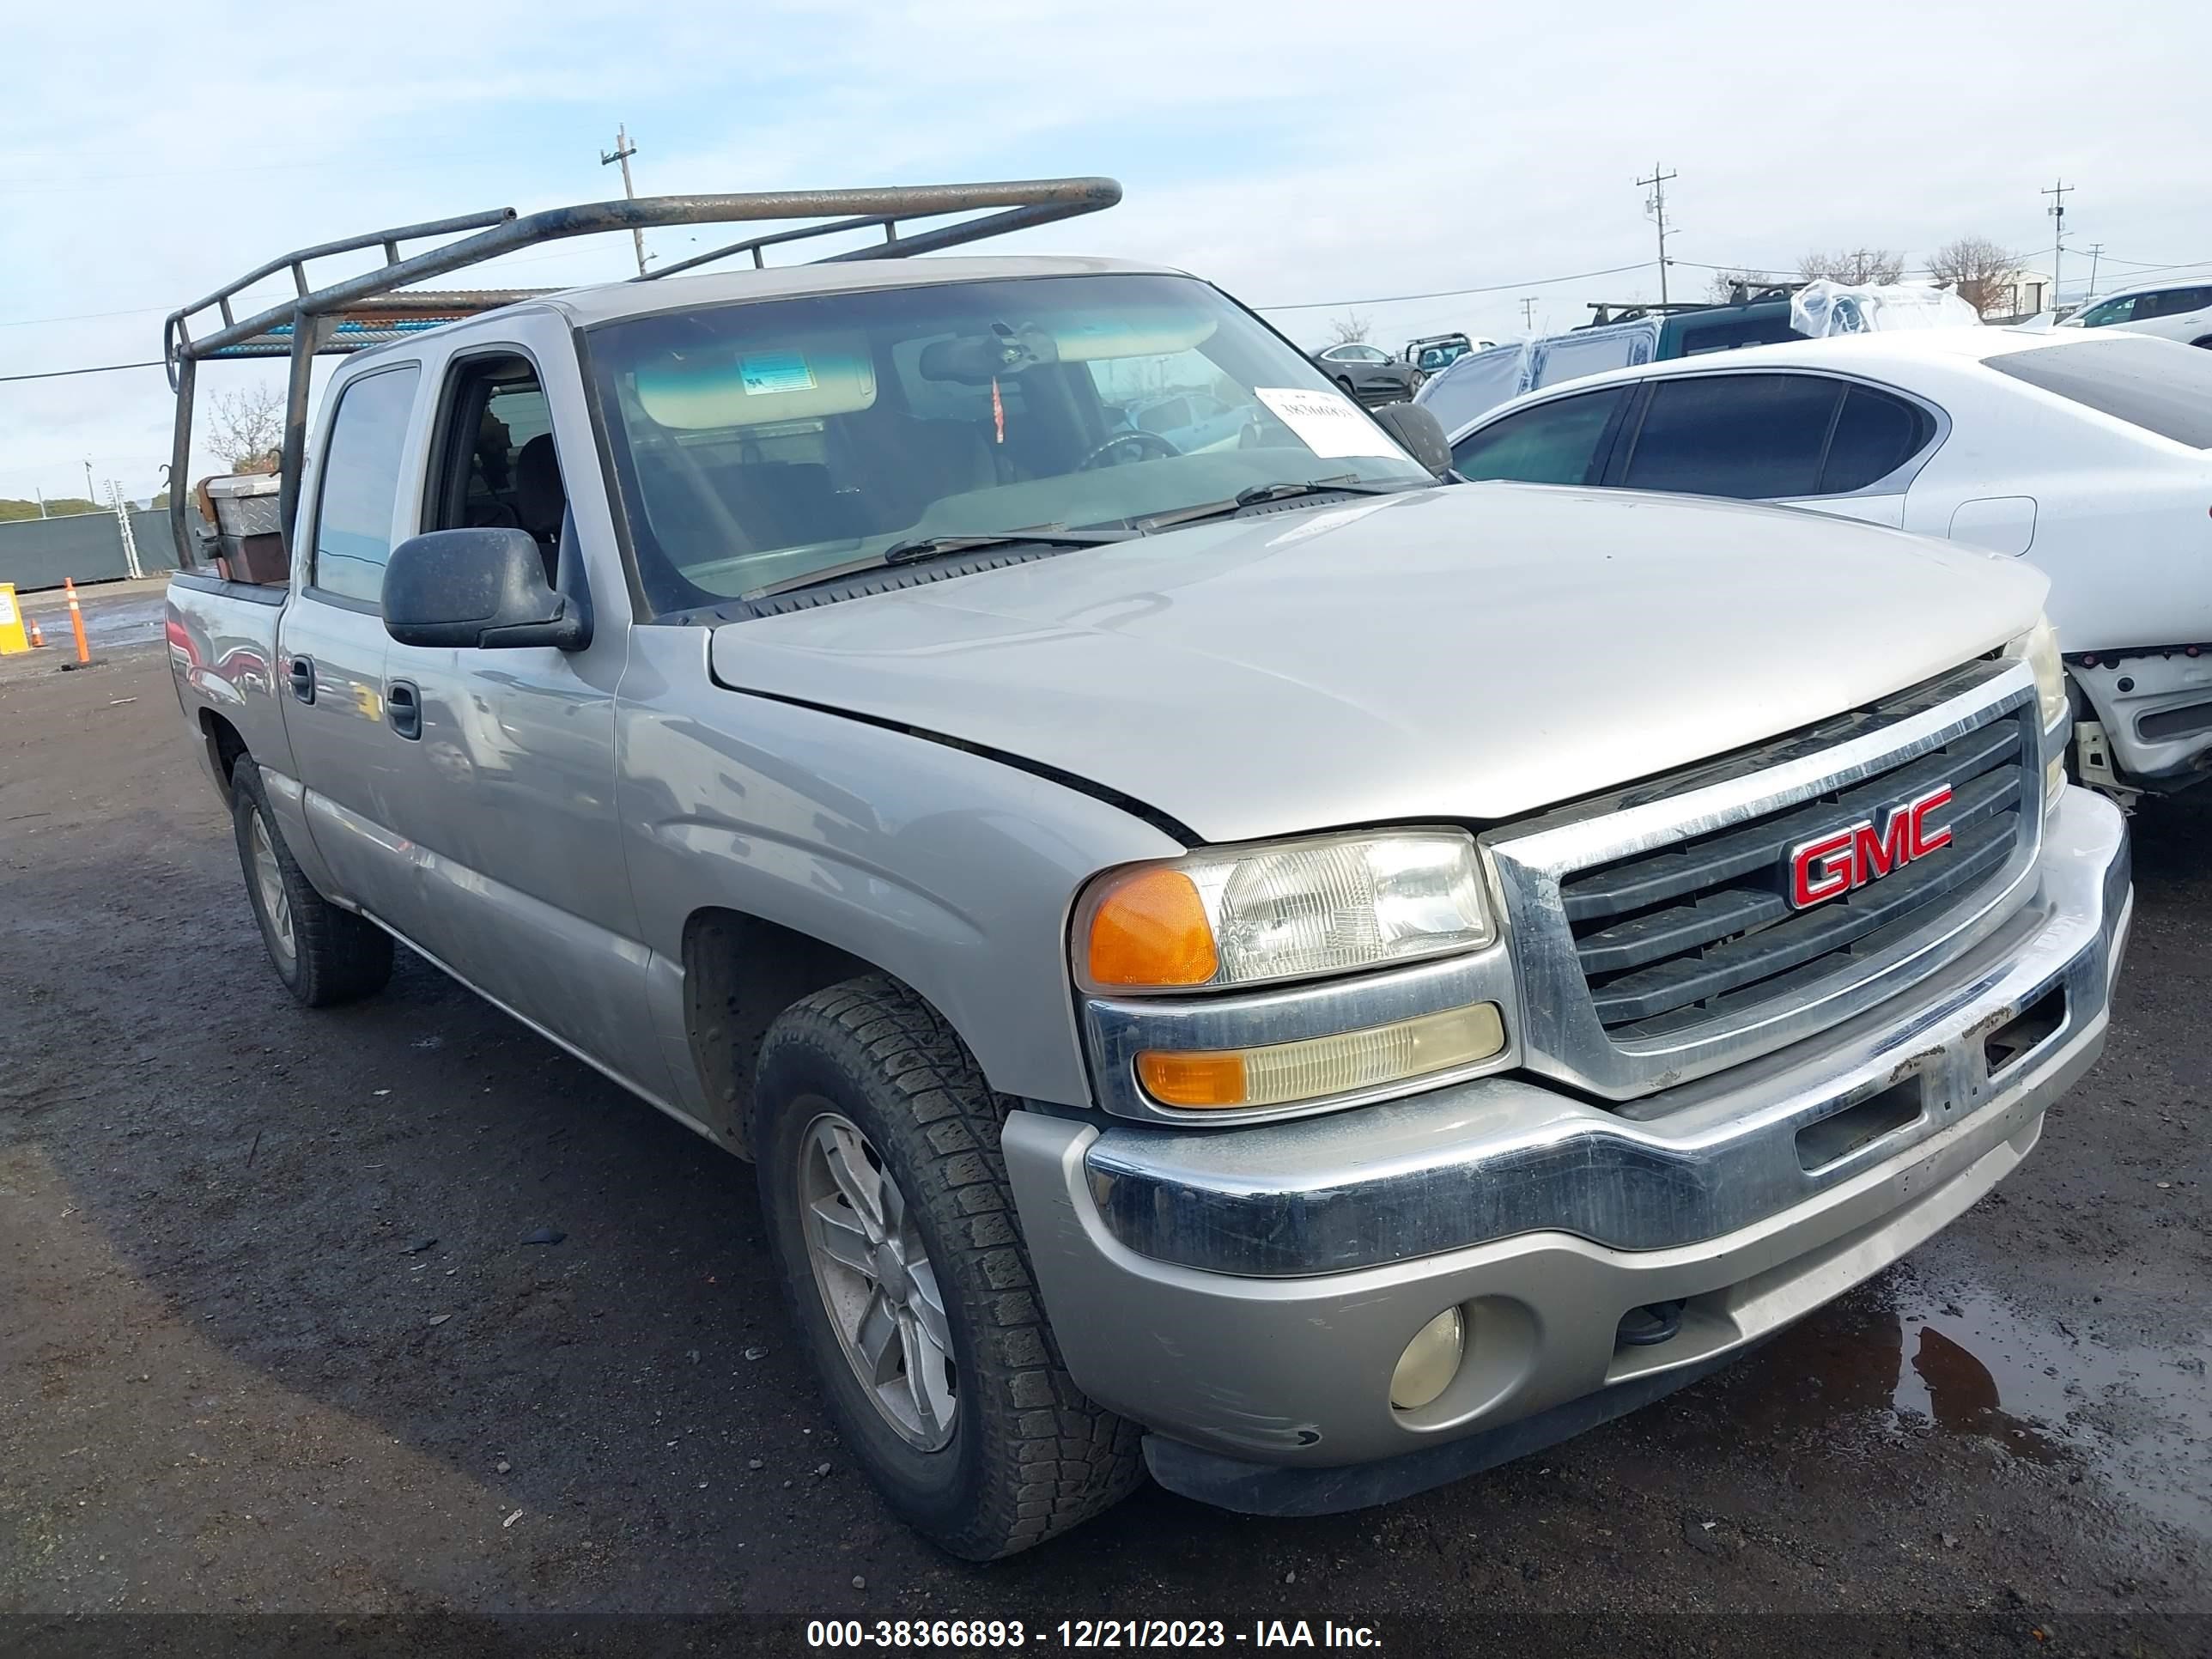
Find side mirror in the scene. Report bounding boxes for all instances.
[1370,401,1454,478]
[382,527,588,651]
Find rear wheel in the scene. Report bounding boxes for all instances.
[755,975,1141,1559]
[231,762,392,1006]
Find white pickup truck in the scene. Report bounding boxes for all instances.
[162,182,2131,1558]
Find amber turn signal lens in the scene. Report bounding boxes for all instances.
[1085,868,1218,989]
[1133,1050,1248,1108]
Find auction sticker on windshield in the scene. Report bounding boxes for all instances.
[738,352,818,394]
[1254,386,1405,459]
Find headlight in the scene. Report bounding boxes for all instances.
[2005,616,2068,734]
[1077,830,1493,994]
[2003,616,2069,808]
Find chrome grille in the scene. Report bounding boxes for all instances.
[1570,714,2029,1040]
[1486,659,2046,1101]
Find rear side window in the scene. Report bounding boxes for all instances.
[1987,339,2212,447]
[2139,286,2211,319]
[311,366,421,605]
[1820,387,1931,492]
[1450,387,1629,486]
[1620,374,1840,498]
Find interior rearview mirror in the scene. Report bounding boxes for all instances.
[1370,402,1454,478]
[382,527,588,651]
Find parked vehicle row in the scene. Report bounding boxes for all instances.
[1445,327,2212,800]
[1413,288,1805,431]
[163,181,2131,1563]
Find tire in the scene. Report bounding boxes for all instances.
[231,761,393,1007]
[1335,375,1358,398]
[754,975,1142,1559]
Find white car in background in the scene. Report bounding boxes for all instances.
[1445,328,2212,800]
[2059,278,2212,348]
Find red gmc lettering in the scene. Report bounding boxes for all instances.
[1909,787,1954,856]
[1851,811,1912,881]
[1786,786,1954,909]
[1790,828,1858,908]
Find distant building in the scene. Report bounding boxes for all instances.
[1982,269,2056,323]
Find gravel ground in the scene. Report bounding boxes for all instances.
[2,599,2205,1656]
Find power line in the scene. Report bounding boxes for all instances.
[0,359,165,384]
[1255,261,1652,313]
[0,302,168,329]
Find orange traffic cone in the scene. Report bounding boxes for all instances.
[27,617,45,647]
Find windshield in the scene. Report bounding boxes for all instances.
[586,272,1430,611]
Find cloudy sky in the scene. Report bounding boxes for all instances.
[3,0,2204,503]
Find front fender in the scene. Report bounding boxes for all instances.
[617,630,1184,1109]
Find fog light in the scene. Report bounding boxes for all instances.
[1134,1002,1504,1111]
[1390,1307,1464,1411]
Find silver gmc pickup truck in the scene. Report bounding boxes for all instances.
[161,183,2131,1559]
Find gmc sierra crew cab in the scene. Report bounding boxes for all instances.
[161,180,2131,1559]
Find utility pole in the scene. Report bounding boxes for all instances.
[82,459,94,507]
[2042,177,2072,307]
[1638,164,1678,306]
[601,125,650,278]
[2084,241,2104,300]
[35,484,47,520]
[1520,296,1539,331]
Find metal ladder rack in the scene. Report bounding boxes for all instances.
[163,178,1121,571]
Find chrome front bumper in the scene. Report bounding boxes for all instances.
[1001,787,2130,1496]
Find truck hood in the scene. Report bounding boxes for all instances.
[708,484,2046,843]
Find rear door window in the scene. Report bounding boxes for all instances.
[310,365,421,605]
[1986,338,2212,447]
[1819,386,1931,493]
[1449,387,1630,486]
[1620,374,1841,499]
[2143,286,2211,317]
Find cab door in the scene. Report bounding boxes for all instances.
[278,361,424,912]
[368,327,667,1097]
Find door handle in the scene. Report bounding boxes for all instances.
[386,679,422,741]
[288,656,316,704]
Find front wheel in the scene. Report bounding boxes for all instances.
[755,976,1141,1559]
[231,762,392,1006]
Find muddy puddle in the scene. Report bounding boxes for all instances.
[1747,1267,2211,1539]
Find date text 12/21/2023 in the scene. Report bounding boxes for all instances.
[805,1619,1385,1648]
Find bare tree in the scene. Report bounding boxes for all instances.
[1928,236,2025,316]
[1799,247,1906,286]
[1323,312,1374,347]
[208,385,284,473]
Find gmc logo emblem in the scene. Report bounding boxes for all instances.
[1785,786,1954,909]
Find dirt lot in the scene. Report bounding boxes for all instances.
[3,592,2206,1655]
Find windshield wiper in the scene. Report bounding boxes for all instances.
[743,529,1129,601]
[1133,477,1409,533]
